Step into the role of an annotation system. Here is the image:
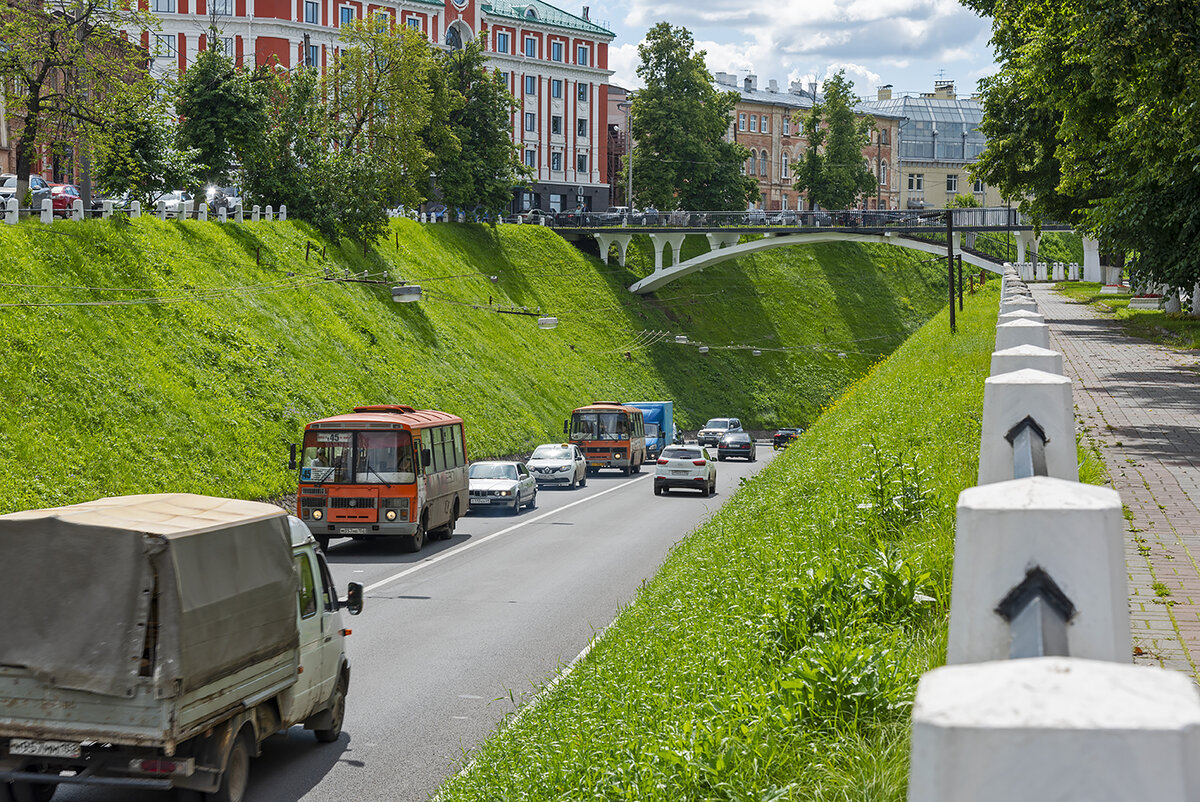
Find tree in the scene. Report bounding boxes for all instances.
[175,39,267,189]
[966,0,1200,289]
[0,0,159,209]
[434,40,528,219]
[92,103,199,207]
[792,72,877,211]
[630,23,756,211]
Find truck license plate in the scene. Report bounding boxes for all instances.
[9,738,81,759]
[341,527,367,535]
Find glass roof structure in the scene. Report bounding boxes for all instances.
[859,95,986,164]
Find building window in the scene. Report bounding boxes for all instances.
[761,116,769,134]
[577,153,588,172]
[525,75,536,94]
[218,35,234,54]
[496,32,509,53]
[782,116,790,135]
[153,33,177,56]
[577,82,588,102]
[946,174,958,192]
[524,149,536,168]
[748,150,757,175]
[576,45,588,65]
[551,79,562,98]
[909,173,924,191]
[880,161,889,186]
[551,115,562,135]
[524,37,537,58]
[781,152,789,179]
[339,6,353,25]
[576,118,587,138]
[211,0,232,14]
[974,178,985,193]
[738,113,746,131]
[307,44,319,65]
[880,128,890,145]
[406,17,420,30]
[524,112,536,132]
[759,151,768,177]
[151,0,175,12]
[749,114,758,133]
[551,41,563,61]
[498,71,509,86]
[551,151,562,171]
[304,0,318,22]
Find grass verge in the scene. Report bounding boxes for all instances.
[1054,282,1200,350]
[434,281,1003,802]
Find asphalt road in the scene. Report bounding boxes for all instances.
[54,449,774,802]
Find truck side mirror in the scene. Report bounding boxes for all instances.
[343,582,364,615]
[421,449,431,467]
[563,420,569,435]
[288,443,297,471]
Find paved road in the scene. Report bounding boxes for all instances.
[55,450,773,802]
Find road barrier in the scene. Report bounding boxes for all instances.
[0,197,283,225]
[907,266,1200,801]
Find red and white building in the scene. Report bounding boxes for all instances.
[138,0,615,211]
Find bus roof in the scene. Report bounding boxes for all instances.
[572,403,643,414]
[306,407,463,430]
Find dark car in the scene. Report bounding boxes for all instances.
[717,431,756,462]
[772,428,803,450]
[0,174,52,210]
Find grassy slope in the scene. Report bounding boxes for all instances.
[0,217,946,512]
[436,277,1002,802]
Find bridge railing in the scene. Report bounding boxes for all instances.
[550,207,1058,231]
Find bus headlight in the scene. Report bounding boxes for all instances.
[312,509,323,520]
[385,509,397,521]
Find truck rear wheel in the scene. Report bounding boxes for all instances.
[210,730,252,802]
[314,676,347,743]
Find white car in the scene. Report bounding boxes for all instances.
[697,417,742,447]
[654,445,717,497]
[527,443,587,488]
[468,461,537,514]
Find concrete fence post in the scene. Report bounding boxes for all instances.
[990,344,1063,375]
[998,309,1046,326]
[40,198,53,223]
[1052,261,1065,281]
[197,202,208,222]
[979,369,1076,483]
[999,297,1039,316]
[234,203,244,223]
[156,200,167,220]
[251,205,261,222]
[264,204,274,221]
[130,200,141,218]
[71,198,83,221]
[279,204,287,221]
[1068,261,1080,280]
[217,206,227,223]
[995,319,1050,350]
[4,196,17,224]
[101,200,113,219]
[908,658,1200,802]
[947,477,1126,662]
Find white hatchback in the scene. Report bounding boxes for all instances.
[653,445,717,497]
[527,443,587,488]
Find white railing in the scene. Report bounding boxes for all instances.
[907,267,1200,801]
[1,197,286,225]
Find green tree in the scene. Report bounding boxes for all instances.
[792,72,877,211]
[92,104,199,207]
[435,40,527,220]
[630,23,756,211]
[174,40,268,189]
[0,0,159,209]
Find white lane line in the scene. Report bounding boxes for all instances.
[364,473,652,593]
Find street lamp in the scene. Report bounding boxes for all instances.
[537,316,558,329]
[392,285,422,303]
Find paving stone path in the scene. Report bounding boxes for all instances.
[1033,286,1200,678]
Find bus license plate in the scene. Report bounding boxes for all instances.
[341,527,367,535]
[10,738,81,759]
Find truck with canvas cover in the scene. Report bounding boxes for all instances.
[0,493,363,802]
[621,401,676,460]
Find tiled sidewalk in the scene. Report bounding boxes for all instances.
[1033,286,1200,678]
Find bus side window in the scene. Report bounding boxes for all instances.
[432,427,446,473]
[453,424,465,467]
[413,439,424,474]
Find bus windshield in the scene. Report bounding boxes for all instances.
[300,430,415,484]
[569,411,629,441]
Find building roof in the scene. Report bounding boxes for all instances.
[714,73,903,119]
[858,93,986,164]
[482,0,614,37]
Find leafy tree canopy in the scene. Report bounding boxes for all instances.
[792,72,877,211]
[630,22,756,211]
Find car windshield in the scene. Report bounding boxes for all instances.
[569,411,629,441]
[704,418,731,429]
[531,445,571,460]
[300,429,415,484]
[1,177,14,188]
[663,447,701,460]
[470,463,518,480]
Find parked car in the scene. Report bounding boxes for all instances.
[642,205,660,225]
[555,205,592,226]
[697,417,742,447]
[150,190,193,214]
[206,185,241,213]
[596,206,638,226]
[0,174,52,210]
[468,461,537,514]
[511,207,552,225]
[50,183,82,217]
[768,210,798,226]
[772,428,803,450]
[742,208,768,225]
[654,445,717,496]
[527,443,587,488]
[424,204,448,222]
[717,431,757,462]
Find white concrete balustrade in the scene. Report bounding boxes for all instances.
[978,368,1076,483]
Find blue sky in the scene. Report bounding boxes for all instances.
[589,0,999,101]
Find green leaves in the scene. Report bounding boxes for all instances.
[175,45,268,187]
[793,72,878,212]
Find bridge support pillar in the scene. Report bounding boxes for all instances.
[1081,236,1101,282]
[705,232,740,252]
[1015,230,1039,265]
[594,233,632,267]
[648,233,687,270]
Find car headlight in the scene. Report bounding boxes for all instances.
[558,465,572,472]
[497,490,511,496]
[312,509,323,520]
[385,509,397,521]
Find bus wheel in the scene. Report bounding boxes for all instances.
[404,515,426,552]
[435,502,458,540]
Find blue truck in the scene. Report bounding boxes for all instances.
[622,401,677,460]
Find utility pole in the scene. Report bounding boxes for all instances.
[957,254,964,311]
[947,209,956,333]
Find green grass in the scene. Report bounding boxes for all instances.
[434,281,1003,802]
[0,216,949,512]
[1054,282,1200,350]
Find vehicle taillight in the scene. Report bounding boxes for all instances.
[692,459,706,466]
[657,458,668,465]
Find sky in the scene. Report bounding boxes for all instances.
[586,0,1000,101]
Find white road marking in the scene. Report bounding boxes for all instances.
[364,473,652,593]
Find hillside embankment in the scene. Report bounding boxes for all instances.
[0,217,948,511]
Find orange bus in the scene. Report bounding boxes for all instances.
[564,402,648,475]
[291,405,467,553]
